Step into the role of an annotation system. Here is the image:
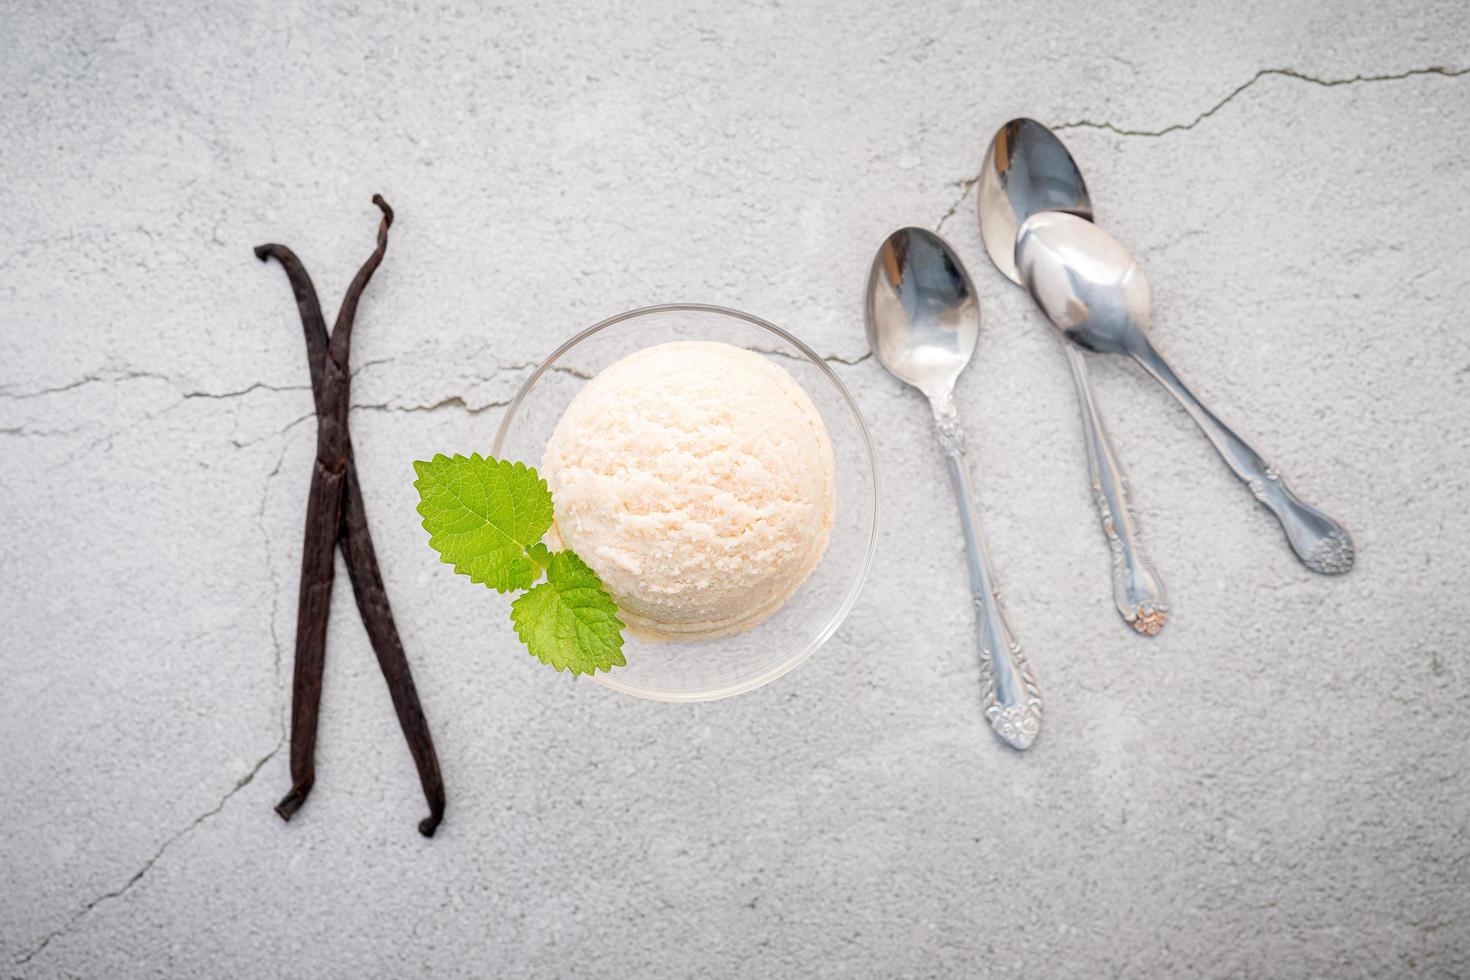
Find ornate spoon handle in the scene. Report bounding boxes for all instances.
[1065,347,1169,634]
[1131,340,1354,574]
[932,397,1043,750]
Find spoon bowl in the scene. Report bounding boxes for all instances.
[1015,209,1153,356]
[864,227,980,404]
[979,118,1094,284]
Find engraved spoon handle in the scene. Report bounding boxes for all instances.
[1130,340,1354,574]
[931,396,1042,750]
[1065,346,1169,634]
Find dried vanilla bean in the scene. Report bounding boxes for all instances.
[255,196,445,836]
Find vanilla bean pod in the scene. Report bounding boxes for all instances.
[255,195,445,836]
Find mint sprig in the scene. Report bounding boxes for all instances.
[412,453,626,675]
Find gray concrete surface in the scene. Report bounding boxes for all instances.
[3,1,1469,977]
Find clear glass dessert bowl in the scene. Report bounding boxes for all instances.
[494,304,879,702]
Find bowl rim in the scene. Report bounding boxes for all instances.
[491,302,881,702]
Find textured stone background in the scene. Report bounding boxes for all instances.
[3,1,1469,977]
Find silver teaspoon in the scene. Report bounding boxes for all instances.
[1015,211,1355,574]
[866,227,1043,750]
[978,117,1170,635]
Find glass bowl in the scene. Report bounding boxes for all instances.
[493,304,879,702]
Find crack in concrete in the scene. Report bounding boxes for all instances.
[3,359,382,404]
[1053,65,1469,138]
[0,370,176,400]
[258,439,290,685]
[234,390,518,447]
[934,176,980,234]
[231,411,315,450]
[820,351,873,367]
[47,398,193,472]
[351,395,515,416]
[929,63,1469,237]
[12,337,874,477]
[182,382,311,401]
[749,346,874,367]
[12,738,285,970]
[0,423,85,439]
[546,363,593,380]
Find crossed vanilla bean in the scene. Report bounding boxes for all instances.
[255,196,446,836]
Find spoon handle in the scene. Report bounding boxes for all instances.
[932,398,1043,750]
[1065,347,1170,634]
[1130,341,1355,574]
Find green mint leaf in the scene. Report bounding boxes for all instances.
[412,453,554,593]
[510,551,626,675]
[414,452,628,676]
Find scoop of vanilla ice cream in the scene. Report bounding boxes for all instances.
[541,341,837,640]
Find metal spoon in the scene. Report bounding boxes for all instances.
[978,117,1169,635]
[865,227,1043,750]
[1015,211,1355,574]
